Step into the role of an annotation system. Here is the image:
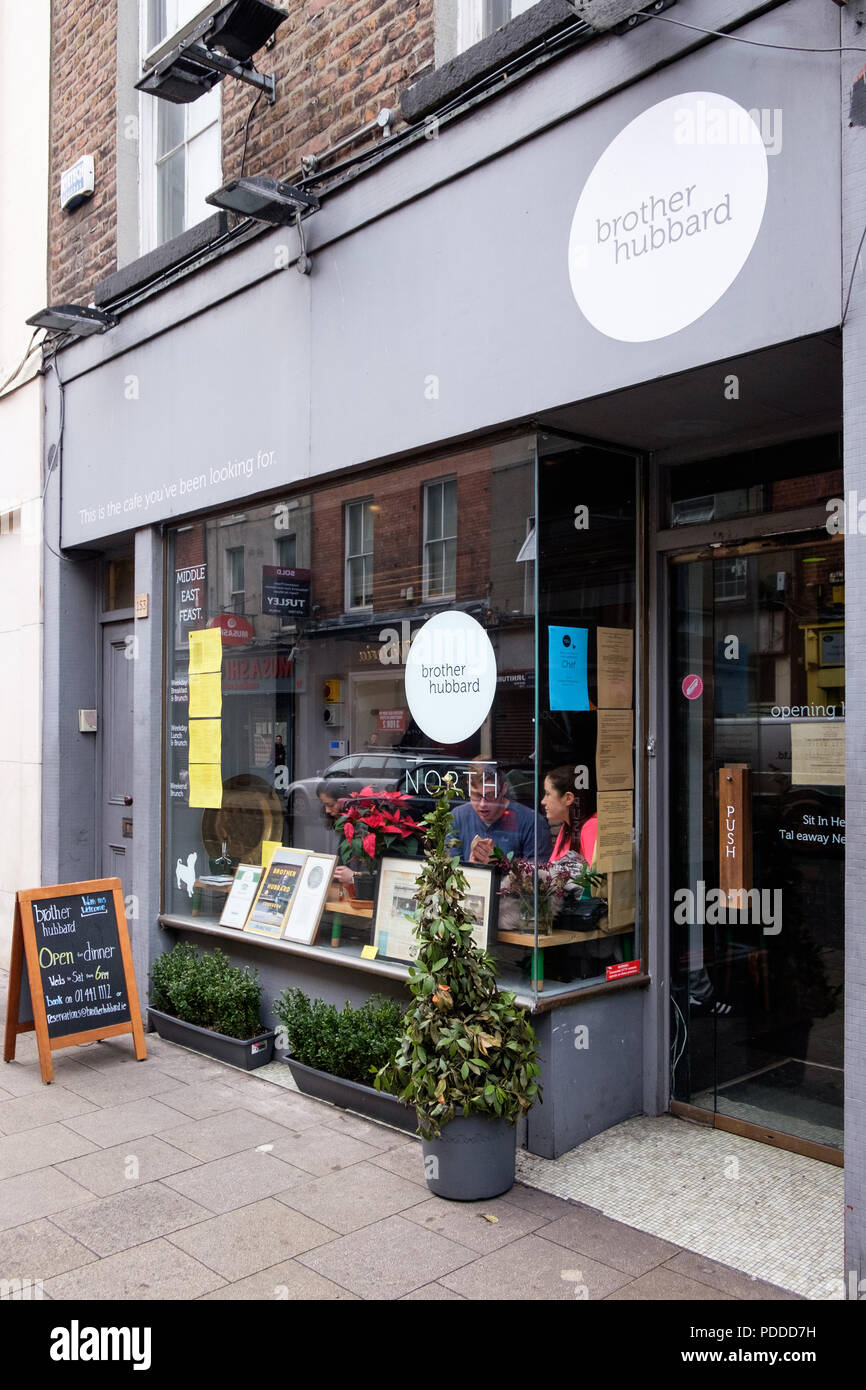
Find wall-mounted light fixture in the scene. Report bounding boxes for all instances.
[205,176,319,224]
[25,304,117,337]
[136,0,287,105]
[565,0,673,31]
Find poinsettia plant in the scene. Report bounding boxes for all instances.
[333,787,423,870]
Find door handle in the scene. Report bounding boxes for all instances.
[646,736,657,758]
[124,795,133,806]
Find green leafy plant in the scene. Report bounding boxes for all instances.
[376,781,542,1139]
[149,941,264,1040]
[273,988,405,1088]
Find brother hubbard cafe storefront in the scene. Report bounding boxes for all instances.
[40,0,861,1271]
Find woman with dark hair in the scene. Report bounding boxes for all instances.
[541,765,591,869]
[316,780,357,890]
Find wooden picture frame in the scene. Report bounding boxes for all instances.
[373,856,496,964]
[244,848,309,939]
[280,853,338,944]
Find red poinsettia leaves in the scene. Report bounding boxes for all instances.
[343,821,354,842]
[362,832,376,860]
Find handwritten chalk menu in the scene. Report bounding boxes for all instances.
[4,878,146,1084]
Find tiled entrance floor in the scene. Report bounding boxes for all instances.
[515,1114,844,1300]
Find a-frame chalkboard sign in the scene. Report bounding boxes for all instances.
[4,879,146,1083]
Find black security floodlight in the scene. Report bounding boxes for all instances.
[565,0,668,30]
[205,176,320,224]
[136,0,287,106]
[26,304,117,337]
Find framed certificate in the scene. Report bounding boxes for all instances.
[281,853,338,944]
[373,857,496,964]
[245,849,309,939]
[218,864,263,930]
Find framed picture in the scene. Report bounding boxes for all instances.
[245,848,309,939]
[219,864,263,930]
[281,853,338,944]
[373,856,497,964]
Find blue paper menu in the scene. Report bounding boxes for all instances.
[548,626,590,711]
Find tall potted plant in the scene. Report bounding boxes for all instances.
[376,781,541,1200]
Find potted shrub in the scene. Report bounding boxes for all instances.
[376,781,542,1200]
[148,941,276,1070]
[333,787,423,900]
[274,989,416,1133]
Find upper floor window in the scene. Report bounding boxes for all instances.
[345,500,374,610]
[423,477,457,600]
[140,1,222,252]
[226,545,245,613]
[458,0,537,52]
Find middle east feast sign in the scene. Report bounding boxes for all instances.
[404,611,497,744]
[568,92,769,342]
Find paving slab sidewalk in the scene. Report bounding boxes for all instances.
[0,985,798,1301]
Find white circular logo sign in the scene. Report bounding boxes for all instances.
[568,92,769,342]
[405,611,497,745]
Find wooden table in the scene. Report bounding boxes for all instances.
[321,898,374,948]
[497,918,634,991]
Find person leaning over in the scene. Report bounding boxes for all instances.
[450,761,551,865]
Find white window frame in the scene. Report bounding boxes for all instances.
[422,476,458,602]
[226,545,245,614]
[345,499,375,612]
[457,0,536,53]
[138,0,223,255]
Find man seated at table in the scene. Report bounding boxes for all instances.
[449,761,551,865]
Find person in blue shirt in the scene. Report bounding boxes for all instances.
[449,762,551,865]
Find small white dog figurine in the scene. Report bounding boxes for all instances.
[176,852,198,898]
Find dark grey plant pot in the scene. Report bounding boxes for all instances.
[353,871,377,900]
[421,1113,517,1201]
[282,1055,417,1134]
[148,1008,276,1070]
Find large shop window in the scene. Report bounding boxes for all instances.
[163,433,640,1001]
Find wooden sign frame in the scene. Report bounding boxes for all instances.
[4,878,146,1084]
[719,764,753,904]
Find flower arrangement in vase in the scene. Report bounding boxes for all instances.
[494,852,603,933]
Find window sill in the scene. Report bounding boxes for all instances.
[403,0,579,124]
[93,213,230,309]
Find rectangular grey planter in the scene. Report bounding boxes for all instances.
[282,1054,418,1134]
[148,1008,276,1070]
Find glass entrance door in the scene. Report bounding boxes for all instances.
[669,537,844,1153]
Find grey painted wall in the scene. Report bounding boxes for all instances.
[58,0,840,548]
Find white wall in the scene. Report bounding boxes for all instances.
[0,1,50,966]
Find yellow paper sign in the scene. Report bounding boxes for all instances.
[189,719,221,764]
[189,764,223,809]
[261,840,282,870]
[189,628,222,675]
[361,944,379,960]
[189,672,222,718]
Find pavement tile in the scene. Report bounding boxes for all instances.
[198,1258,359,1300]
[0,1086,99,1135]
[662,1250,803,1300]
[55,1135,201,1197]
[318,1110,416,1152]
[439,1232,633,1301]
[539,1205,681,1276]
[276,1160,429,1234]
[265,1126,380,1176]
[0,1168,95,1232]
[53,1063,180,1107]
[162,1150,312,1213]
[401,1283,467,1300]
[63,1097,194,1148]
[213,1083,331,1131]
[402,1195,547,1252]
[0,1057,97,1097]
[0,1123,99,1181]
[51,1181,213,1257]
[155,1108,299,1162]
[0,1218,99,1281]
[44,1238,227,1300]
[604,1267,735,1300]
[366,1140,429,1187]
[505,1182,579,1221]
[145,1050,248,1085]
[149,1080,257,1120]
[297,1213,477,1300]
[167,1197,335,1280]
